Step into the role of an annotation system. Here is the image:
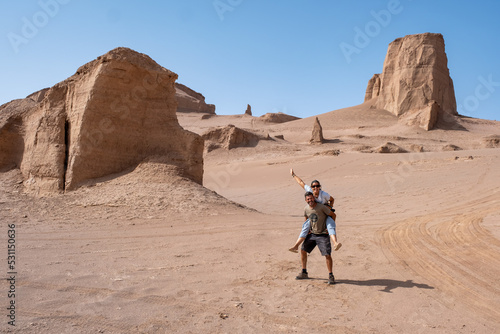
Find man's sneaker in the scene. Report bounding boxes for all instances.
[328,275,335,285]
[296,272,309,280]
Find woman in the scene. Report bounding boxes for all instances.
[289,168,342,252]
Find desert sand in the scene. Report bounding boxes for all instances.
[1,101,500,333]
[1,36,500,333]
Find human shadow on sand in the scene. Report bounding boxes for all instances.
[334,279,434,293]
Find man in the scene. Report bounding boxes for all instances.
[296,191,336,285]
[289,169,342,252]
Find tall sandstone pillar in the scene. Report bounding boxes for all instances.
[365,33,457,130]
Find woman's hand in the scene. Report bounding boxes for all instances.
[291,169,305,189]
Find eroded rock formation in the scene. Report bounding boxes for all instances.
[364,74,381,101]
[442,144,462,151]
[202,124,268,151]
[258,112,300,123]
[245,104,252,116]
[364,33,457,130]
[310,117,325,144]
[482,135,500,148]
[175,83,215,114]
[373,142,407,153]
[0,47,204,193]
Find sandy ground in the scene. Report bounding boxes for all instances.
[1,105,500,333]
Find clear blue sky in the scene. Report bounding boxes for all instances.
[1,0,499,120]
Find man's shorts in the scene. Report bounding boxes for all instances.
[302,233,331,256]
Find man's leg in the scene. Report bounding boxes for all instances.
[301,249,308,270]
[297,235,314,280]
[316,235,335,284]
[326,254,335,284]
[296,249,309,279]
[325,254,333,273]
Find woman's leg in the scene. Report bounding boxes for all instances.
[326,216,342,251]
[299,219,311,238]
[289,220,310,253]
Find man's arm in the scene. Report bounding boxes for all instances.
[328,195,334,207]
[323,204,336,220]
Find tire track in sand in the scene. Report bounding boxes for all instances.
[379,192,500,323]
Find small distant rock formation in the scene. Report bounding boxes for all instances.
[310,117,325,144]
[364,74,381,102]
[354,145,373,153]
[245,104,252,116]
[258,112,300,123]
[442,144,462,151]
[364,33,457,130]
[409,144,424,152]
[314,149,340,156]
[374,142,407,153]
[0,47,204,193]
[202,124,268,151]
[482,135,500,148]
[175,83,215,114]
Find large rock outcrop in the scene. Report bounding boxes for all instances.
[175,83,215,114]
[0,47,204,193]
[202,125,269,151]
[364,33,457,130]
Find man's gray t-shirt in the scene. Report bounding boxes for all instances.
[304,203,331,235]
